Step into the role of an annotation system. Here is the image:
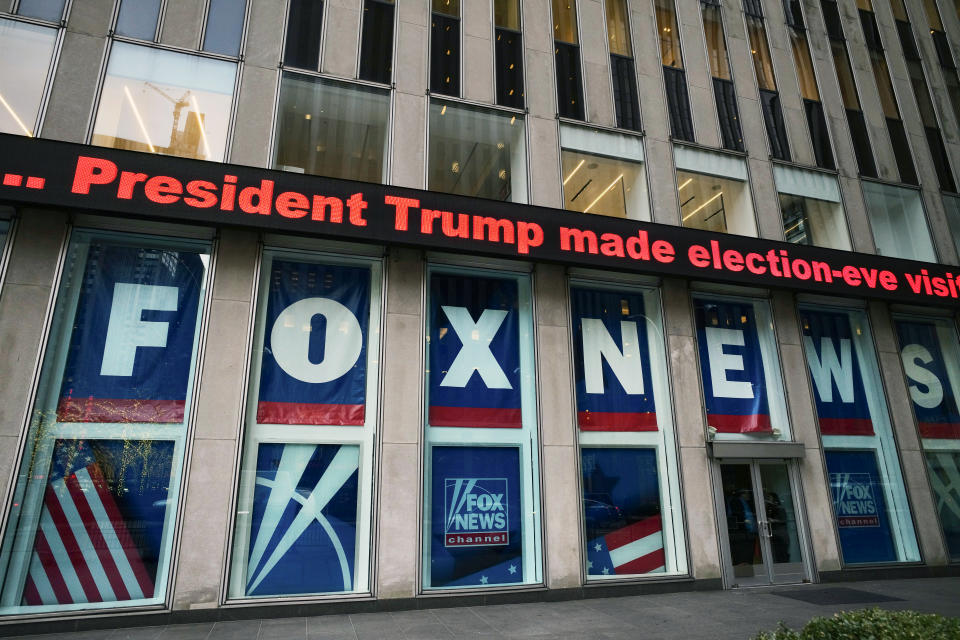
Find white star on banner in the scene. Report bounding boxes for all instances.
[587,560,593,569]
[602,567,610,575]
[480,575,489,584]
[594,543,602,552]
[508,565,517,574]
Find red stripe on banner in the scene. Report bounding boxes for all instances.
[56,398,184,423]
[708,414,773,433]
[64,473,130,602]
[34,531,71,604]
[44,486,101,603]
[22,575,41,606]
[256,402,365,425]
[605,515,663,552]
[429,406,523,428]
[616,548,666,575]
[818,417,875,436]
[578,412,658,432]
[86,465,155,598]
[919,422,960,439]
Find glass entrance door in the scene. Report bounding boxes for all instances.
[719,461,807,586]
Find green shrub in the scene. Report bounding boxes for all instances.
[754,607,960,640]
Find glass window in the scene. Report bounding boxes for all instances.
[431,0,460,96]
[791,32,819,102]
[655,0,693,142]
[0,18,57,137]
[494,0,524,109]
[655,0,683,69]
[798,305,920,565]
[676,146,756,236]
[702,4,731,81]
[861,182,936,261]
[203,0,247,57]
[91,43,236,162]
[560,124,648,220]
[422,267,541,589]
[605,0,631,57]
[605,0,640,131]
[552,0,578,44]
[228,251,381,598]
[274,74,390,182]
[0,230,210,613]
[16,0,65,21]
[428,100,528,203]
[285,0,324,70]
[359,0,395,84]
[774,165,849,250]
[571,283,687,578]
[747,18,776,92]
[115,0,162,40]
[894,314,960,561]
[693,294,790,441]
[701,4,742,152]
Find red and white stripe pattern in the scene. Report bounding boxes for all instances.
[588,515,665,576]
[21,464,154,606]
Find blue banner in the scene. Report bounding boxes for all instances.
[825,449,896,564]
[245,443,359,596]
[429,274,522,428]
[895,319,960,439]
[57,242,205,423]
[694,298,772,433]
[430,446,523,587]
[582,448,665,576]
[571,288,657,431]
[22,439,174,606]
[799,309,875,436]
[257,260,371,425]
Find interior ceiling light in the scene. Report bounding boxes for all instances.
[0,91,32,137]
[682,191,723,221]
[563,159,585,185]
[123,85,156,153]
[584,174,624,213]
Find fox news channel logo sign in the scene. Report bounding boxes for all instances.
[444,478,509,547]
[832,472,880,528]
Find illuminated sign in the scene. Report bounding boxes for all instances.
[2,132,959,306]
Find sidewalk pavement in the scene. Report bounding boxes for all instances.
[5,577,960,640]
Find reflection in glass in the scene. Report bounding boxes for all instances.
[115,0,162,40]
[791,31,819,101]
[758,464,804,583]
[285,0,324,70]
[746,17,776,91]
[552,0,578,44]
[926,451,960,560]
[678,170,756,236]
[561,151,647,220]
[359,0,395,84]
[702,5,731,80]
[0,231,209,613]
[722,464,764,579]
[494,0,520,30]
[655,0,683,68]
[429,101,527,202]
[92,43,236,161]
[0,19,57,137]
[861,182,935,261]
[605,0,631,57]
[274,74,390,182]
[779,194,850,250]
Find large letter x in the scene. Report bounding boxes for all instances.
[439,306,512,389]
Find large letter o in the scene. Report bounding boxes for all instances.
[270,298,363,383]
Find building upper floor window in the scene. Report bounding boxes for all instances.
[861,181,936,261]
[552,0,584,120]
[91,42,237,162]
[428,100,527,203]
[113,0,246,56]
[285,0,324,69]
[700,1,743,152]
[431,0,460,96]
[359,0,395,84]
[774,164,850,250]
[655,0,694,142]
[560,124,648,220]
[494,0,524,108]
[0,17,58,137]
[605,0,640,131]
[274,74,390,183]
[676,145,756,236]
[15,0,66,22]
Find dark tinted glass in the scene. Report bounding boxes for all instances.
[783,0,805,28]
[664,67,694,141]
[204,0,246,56]
[846,108,877,177]
[926,127,956,192]
[556,41,585,119]
[859,9,882,52]
[714,77,744,152]
[895,20,920,61]
[495,27,524,108]
[933,30,955,68]
[821,0,844,40]
[285,0,323,69]
[360,0,395,84]
[804,99,835,170]
[16,0,65,21]
[888,118,918,185]
[760,89,790,161]
[742,0,764,18]
[612,55,640,131]
[431,12,459,96]
[116,0,162,39]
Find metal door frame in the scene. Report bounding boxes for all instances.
[712,458,815,588]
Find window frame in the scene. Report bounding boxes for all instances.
[568,275,689,581]
[224,243,384,602]
[0,226,215,615]
[199,0,250,58]
[772,162,852,250]
[419,259,543,592]
[859,178,938,262]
